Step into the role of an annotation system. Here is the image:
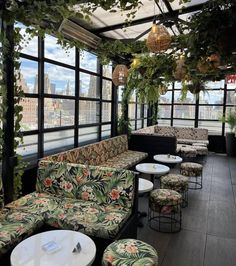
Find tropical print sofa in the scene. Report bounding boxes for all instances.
[1,161,138,256]
[43,135,148,169]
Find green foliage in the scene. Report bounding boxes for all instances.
[220,109,236,133]
[127,54,175,104]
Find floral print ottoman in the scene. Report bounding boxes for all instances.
[180,162,203,190]
[148,189,182,233]
[102,238,158,266]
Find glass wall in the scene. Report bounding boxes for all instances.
[158,80,236,135]
[16,25,115,161]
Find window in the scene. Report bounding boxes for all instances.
[80,72,99,98]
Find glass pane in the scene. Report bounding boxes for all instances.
[174,91,195,104]
[44,129,74,153]
[80,51,98,73]
[198,121,222,135]
[117,86,124,102]
[80,72,99,98]
[137,120,142,129]
[159,105,171,118]
[137,104,142,118]
[79,100,100,124]
[44,35,75,65]
[118,103,122,118]
[102,80,112,100]
[16,135,38,158]
[158,119,171,126]
[44,99,75,128]
[79,126,98,145]
[20,98,38,131]
[199,106,223,120]
[130,91,136,102]
[160,91,172,103]
[199,90,224,104]
[144,119,148,127]
[129,103,136,119]
[103,64,112,78]
[19,58,38,93]
[102,102,111,122]
[17,23,38,57]
[205,80,225,89]
[102,124,111,139]
[173,120,194,127]
[226,90,236,105]
[173,105,195,119]
[130,120,135,130]
[44,63,75,96]
[144,105,148,117]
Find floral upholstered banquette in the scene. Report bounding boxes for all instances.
[4,161,137,249]
[102,239,158,266]
[43,135,147,169]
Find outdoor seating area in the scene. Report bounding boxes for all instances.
[0,0,236,265]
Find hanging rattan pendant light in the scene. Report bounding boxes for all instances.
[112,64,128,86]
[146,22,171,53]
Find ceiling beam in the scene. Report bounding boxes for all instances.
[91,3,204,34]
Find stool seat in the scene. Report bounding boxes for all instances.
[160,174,188,192]
[102,239,158,266]
[149,189,182,213]
[180,162,203,176]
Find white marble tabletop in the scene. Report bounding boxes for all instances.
[154,154,183,164]
[11,230,96,266]
[138,178,154,193]
[136,163,170,176]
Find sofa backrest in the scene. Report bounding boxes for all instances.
[43,135,128,166]
[132,126,155,135]
[36,160,135,208]
[0,176,4,210]
[154,126,208,140]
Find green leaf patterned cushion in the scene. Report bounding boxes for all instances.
[160,174,188,193]
[0,209,44,255]
[45,198,131,239]
[180,162,203,177]
[5,192,61,214]
[149,189,182,214]
[37,161,135,208]
[102,239,158,266]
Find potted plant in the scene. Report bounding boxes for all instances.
[220,109,236,156]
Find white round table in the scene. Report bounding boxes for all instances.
[138,178,154,194]
[11,230,96,266]
[136,163,170,183]
[154,154,183,164]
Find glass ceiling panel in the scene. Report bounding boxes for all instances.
[101,22,151,40]
[81,0,168,30]
[170,0,208,11]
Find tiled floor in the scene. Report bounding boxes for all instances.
[137,153,236,266]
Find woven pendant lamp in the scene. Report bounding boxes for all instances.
[112,64,128,86]
[159,84,168,95]
[173,56,187,80]
[146,23,171,53]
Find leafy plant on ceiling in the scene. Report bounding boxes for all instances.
[0,0,145,200]
[186,0,236,71]
[126,54,175,105]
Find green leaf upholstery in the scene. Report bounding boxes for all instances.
[149,189,182,214]
[102,239,158,266]
[0,209,44,256]
[180,162,203,177]
[160,174,188,193]
[37,161,135,208]
[44,198,131,239]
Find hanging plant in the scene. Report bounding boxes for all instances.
[127,54,175,104]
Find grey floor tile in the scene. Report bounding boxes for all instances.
[161,230,206,266]
[207,200,236,239]
[210,181,235,203]
[204,235,236,266]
